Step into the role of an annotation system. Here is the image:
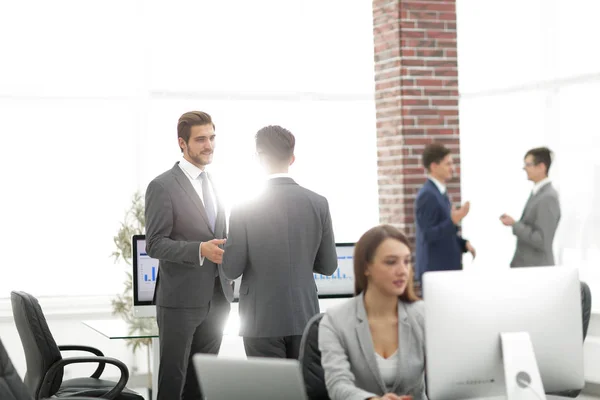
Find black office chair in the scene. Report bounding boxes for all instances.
[298,313,330,400]
[0,336,96,400]
[580,281,592,340]
[547,280,592,398]
[10,291,144,400]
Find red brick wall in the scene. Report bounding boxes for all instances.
[373,0,461,242]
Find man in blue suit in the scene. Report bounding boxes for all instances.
[415,143,475,286]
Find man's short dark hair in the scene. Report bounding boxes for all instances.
[422,143,451,171]
[177,111,215,152]
[255,125,295,161]
[525,147,553,175]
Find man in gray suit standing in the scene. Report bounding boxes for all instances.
[222,125,338,359]
[145,111,234,400]
[501,147,561,267]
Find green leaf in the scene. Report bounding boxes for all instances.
[110,191,152,356]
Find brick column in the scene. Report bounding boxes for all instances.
[373,0,461,243]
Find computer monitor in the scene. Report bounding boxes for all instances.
[132,239,355,315]
[424,267,584,400]
[132,234,158,317]
[314,243,355,298]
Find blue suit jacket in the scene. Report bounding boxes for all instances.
[414,179,467,281]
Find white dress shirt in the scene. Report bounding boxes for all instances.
[532,177,551,195]
[178,157,218,266]
[267,172,292,180]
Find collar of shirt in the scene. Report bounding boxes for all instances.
[532,177,551,195]
[179,157,204,180]
[267,173,292,180]
[428,176,447,195]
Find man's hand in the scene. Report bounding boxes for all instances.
[451,201,470,225]
[500,214,515,226]
[201,239,226,264]
[466,241,476,259]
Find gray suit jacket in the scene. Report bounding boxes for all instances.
[145,162,234,308]
[222,177,338,337]
[319,294,427,400]
[511,182,561,268]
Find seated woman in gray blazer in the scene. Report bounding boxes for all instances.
[319,224,426,400]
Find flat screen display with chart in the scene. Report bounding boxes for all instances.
[133,237,355,304]
[132,235,157,306]
[314,243,355,298]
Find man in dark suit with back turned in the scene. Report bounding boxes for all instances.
[222,125,338,359]
[415,143,476,287]
[145,111,234,400]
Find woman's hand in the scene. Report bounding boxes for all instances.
[370,394,413,400]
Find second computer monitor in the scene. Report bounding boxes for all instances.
[424,267,584,400]
[313,243,355,298]
[132,238,356,314]
[132,234,157,317]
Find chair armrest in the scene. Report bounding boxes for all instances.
[43,398,100,400]
[58,345,104,356]
[58,345,105,378]
[39,356,129,400]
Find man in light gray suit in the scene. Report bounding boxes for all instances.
[222,125,338,359]
[501,147,561,267]
[145,111,234,400]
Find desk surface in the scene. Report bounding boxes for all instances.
[82,319,159,339]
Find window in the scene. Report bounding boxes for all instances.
[0,0,378,296]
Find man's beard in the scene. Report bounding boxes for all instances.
[191,151,212,166]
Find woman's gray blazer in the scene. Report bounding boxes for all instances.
[318,293,427,400]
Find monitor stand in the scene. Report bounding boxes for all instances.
[501,332,547,400]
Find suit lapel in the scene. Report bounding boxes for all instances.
[520,191,534,219]
[391,302,413,392]
[522,183,553,219]
[171,164,213,233]
[427,179,451,214]
[355,294,387,393]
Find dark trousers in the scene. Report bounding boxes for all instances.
[243,335,304,360]
[156,278,231,400]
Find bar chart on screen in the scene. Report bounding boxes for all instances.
[314,244,355,296]
[136,247,158,302]
[141,261,157,282]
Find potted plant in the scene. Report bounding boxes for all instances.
[111,191,154,396]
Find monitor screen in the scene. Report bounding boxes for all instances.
[132,237,355,304]
[132,235,157,305]
[314,243,355,298]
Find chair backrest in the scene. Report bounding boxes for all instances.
[581,281,592,340]
[10,291,63,399]
[0,337,33,400]
[298,313,330,400]
[545,281,592,399]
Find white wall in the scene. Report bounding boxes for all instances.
[457,1,600,385]
[456,0,600,277]
[0,0,377,392]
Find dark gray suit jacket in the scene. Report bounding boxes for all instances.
[145,162,234,308]
[222,177,338,337]
[319,294,427,400]
[511,182,561,267]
